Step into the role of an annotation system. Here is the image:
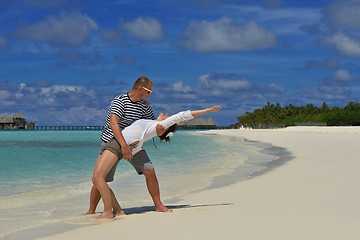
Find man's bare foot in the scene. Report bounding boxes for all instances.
[95,212,114,219]
[114,210,126,218]
[113,210,126,217]
[156,204,173,213]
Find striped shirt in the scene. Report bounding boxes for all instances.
[101,93,155,142]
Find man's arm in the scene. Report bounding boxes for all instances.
[109,114,132,160]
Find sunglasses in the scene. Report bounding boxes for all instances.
[141,86,152,95]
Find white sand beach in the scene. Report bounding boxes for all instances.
[38,127,360,240]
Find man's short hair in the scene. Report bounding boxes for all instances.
[133,76,152,89]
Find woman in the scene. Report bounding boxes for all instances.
[92,105,222,219]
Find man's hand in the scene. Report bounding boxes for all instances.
[121,144,132,161]
[156,124,166,136]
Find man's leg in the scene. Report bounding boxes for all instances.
[110,188,125,216]
[87,185,125,216]
[142,168,172,212]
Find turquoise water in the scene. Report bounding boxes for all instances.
[0,131,100,195]
[0,130,286,239]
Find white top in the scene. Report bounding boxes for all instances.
[122,110,194,154]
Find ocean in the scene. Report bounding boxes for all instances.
[0,130,290,240]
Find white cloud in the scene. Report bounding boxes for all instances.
[324,0,360,29]
[269,83,284,92]
[11,83,95,106]
[47,106,106,125]
[19,83,26,90]
[323,32,360,57]
[172,81,192,93]
[39,85,85,96]
[179,17,277,53]
[318,85,348,99]
[334,69,354,81]
[39,96,56,106]
[122,16,163,41]
[155,81,196,102]
[0,81,104,125]
[192,73,287,103]
[217,79,251,89]
[198,74,251,90]
[15,12,98,47]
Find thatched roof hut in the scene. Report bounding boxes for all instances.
[0,113,34,130]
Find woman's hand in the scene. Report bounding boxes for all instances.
[207,105,222,113]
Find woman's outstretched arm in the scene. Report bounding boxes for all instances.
[156,105,222,130]
[190,105,222,118]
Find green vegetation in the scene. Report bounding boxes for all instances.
[231,101,360,128]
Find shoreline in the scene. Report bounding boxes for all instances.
[205,137,292,190]
[30,127,360,239]
[2,130,276,240]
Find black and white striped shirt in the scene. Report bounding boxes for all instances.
[101,93,155,142]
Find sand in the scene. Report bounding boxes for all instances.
[38,127,360,240]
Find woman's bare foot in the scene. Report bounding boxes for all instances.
[95,211,114,219]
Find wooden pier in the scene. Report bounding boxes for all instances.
[35,126,104,131]
[33,126,230,131]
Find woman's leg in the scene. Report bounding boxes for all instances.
[92,150,120,219]
[84,153,103,215]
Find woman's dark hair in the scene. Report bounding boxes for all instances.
[159,124,177,142]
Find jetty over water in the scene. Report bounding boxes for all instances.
[1,113,230,131]
[35,126,104,131]
[34,125,229,131]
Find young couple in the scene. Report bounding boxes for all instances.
[86,76,221,219]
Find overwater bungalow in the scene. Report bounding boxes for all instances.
[0,113,35,130]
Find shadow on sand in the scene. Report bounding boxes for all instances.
[123,203,233,215]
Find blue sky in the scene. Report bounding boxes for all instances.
[1,0,359,126]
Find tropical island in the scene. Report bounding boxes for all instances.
[231,101,360,129]
[2,101,359,130]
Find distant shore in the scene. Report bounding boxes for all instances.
[38,126,360,240]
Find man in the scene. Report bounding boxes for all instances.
[85,76,170,218]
